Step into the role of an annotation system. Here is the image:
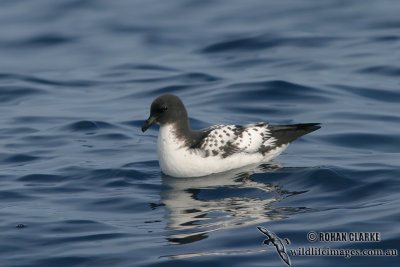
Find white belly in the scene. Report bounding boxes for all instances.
[157,125,287,177]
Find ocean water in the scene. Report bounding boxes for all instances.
[0,0,399,266]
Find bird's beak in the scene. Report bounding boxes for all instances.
[142,116,157,132]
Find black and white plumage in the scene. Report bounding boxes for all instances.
[142,94,320,177]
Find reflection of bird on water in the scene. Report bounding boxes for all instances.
[257,226,291,266]
[156,163,308,245]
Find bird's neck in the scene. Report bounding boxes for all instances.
[175,117,191,134]
[159,119,203,149]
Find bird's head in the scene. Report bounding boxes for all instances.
[142,94,188,132]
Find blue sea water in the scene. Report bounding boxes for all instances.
[0,0,399,266]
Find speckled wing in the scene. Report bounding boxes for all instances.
[198,122,277,158]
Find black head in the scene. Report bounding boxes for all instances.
[142,94,188,132]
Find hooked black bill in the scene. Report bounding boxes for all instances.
[142,116,157,132]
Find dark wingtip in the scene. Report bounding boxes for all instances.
[269,123,321,146]
[299,123,321,132]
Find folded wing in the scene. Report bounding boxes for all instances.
[198,122,278,158]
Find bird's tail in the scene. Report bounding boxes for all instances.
[269,123,321,146]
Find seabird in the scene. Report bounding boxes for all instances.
[142,94,320,177]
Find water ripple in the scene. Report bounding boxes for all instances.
[201,35,336,53]
[322,133,400,152]
[63,121,117,132]
[0,73,97,87]
[111,63,179,72]
[358,65,400,76]
[0,86,44,103]
[18,174,67,183]
[331,84,400,103]
[2,153,40,164]
[225,80,331,103]
[20,34,77,47]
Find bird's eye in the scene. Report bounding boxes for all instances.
[160,105,168,112]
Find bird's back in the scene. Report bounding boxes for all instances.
[195,122,320,159]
